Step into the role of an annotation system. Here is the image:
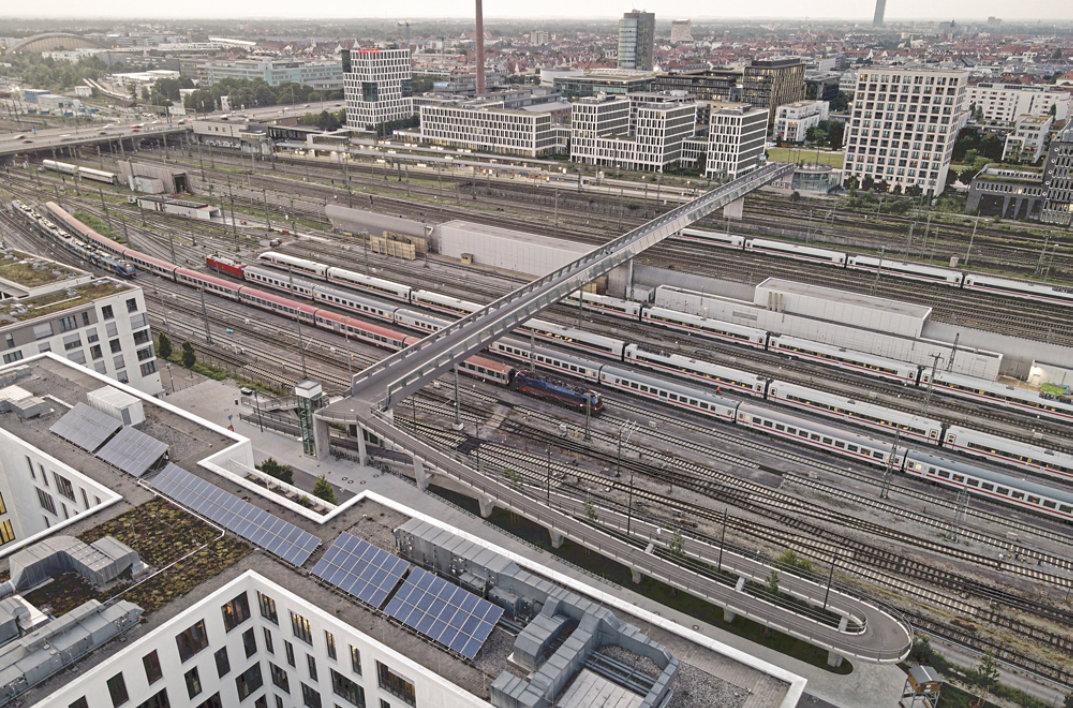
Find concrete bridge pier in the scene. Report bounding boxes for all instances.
[414,458,430,491]
[725,576,747,622]
[630,566,642,584]
[827,616,850,667]
[722,197,745,220]
[312,416,332,461]
[478,495,495,518]
[548,529,565,549]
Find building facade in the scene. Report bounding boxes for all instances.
[570,93,696,172]
[670,19,693,43]
[774,100,830,143]
[1042,122,1073,225]
[206,59,342,88]
[652,69,741,103]
[419,101,562,157]
[742,58,807,125]
[553,72,654,100]
[705,102,768,180]
[842,66,969,196]
[1002,114,1053,163]
[967,82,1071,124]
[618,11,656,72]
[343,48,414,131]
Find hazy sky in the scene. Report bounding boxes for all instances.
[3,0,1070,21]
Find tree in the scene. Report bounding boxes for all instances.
[827,121,845,150]
[258,458,294,485]
[157,332,172,360]
[778,549,813,573]
[181,341,196,368]
[905,184,923,198]
[790,190,801,202]
[583,498,597,521]
[503,468,523,490]
[830,91,850,112]
[668,530,685,557]
[312,475,337,504]
[765,570,780,595]
[861,175,875,191]
[971,650,1000,708]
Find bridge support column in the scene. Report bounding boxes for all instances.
[722,197,744,220]
[353,426,369,466]
[724,576,746,622]
[312,416,331,461]
[630,567,642,584]
[413,458,430,491]
[549,529,564,549]
[478,495,495,518]
[827,651,845,668]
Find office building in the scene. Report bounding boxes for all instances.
[805,73,842,102]
[1002,114,1053,163]
[529,30,549,45]
[653,69,741,103]
[570,93,697,172]
[774,100,830,143]
[742,57,807,125]
[343,47,414,132]
[842,66,969,197]
[967,82,1071,124]
[670,19,693,43]
[419,100,563,157]
[618,10,656,72]
[706,102,768,180]
[874,0,886,26]
[206,58,343,89]
[553,71,655,100]
[1042,122,1073,225]
[0,243,161,397]
[2,353,803,708]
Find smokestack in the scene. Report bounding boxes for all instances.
[873,0,886,26]
[475,0,485,95]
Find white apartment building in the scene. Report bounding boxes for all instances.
[1002,114,1053,163]
[706,102,768,180]
[967,82,1071,124]
[0,250,162,396]
[419,101,561,157]
[774,99,830,143]
[344,48,414,131]
[570,93,697,172]
[842,66,969,196]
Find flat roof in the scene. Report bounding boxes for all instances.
[757,277,932,319]
[0,250,83,290]
[0,279,133,325]
[439,220,592,254]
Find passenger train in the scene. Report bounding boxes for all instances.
[674,227,1073,308]
[11,200,135,278]
[219,252,1073,484]
[41,160,121,186]
[21,201,1072,523]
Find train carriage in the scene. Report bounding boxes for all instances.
[410,290,483,316]
[243,265,318,299]
[175,269,242,299]
[767,334,921,385]
[45,202,128,259]
[598,365,739,422]
[922,369,1073,423]
[314,284,399,322]
[489,340,603,383]
[313,309,412,350]
[123,249,179,279]
[963,274,1073,308]
[239,287,319,324]
[941,425,1073,482]
[766,380,943,443]
[641,307,768,348]
[393,308,451,334]
[520,318,626,359]
[846,256,963,286]
[674,228,745,249]
[326,265,412,302]
[459,356,515,385]
[563,291,644,320]
[743,238,847,266]
[623,344,768,396]
[736,402,905,469]
[903,450,1073,522]
[257,251,328,279]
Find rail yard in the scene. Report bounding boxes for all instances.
[1,141,1072,701]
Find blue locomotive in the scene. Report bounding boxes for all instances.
[510,369,604,414]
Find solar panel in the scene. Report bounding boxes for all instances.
[96,426,169,477]
[311,533,409,609]
[385,568,503,659]
[149,464,320,566]
[50,403,121,452]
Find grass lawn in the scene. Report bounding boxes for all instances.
[767,147,844,169]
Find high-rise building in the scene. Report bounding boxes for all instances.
[1042,122,1073,225]
[571,92,696,172]
[670,19,693,43]
[742,58,806,125]
[967,82,1071,124]
[618,10,656,72]
[874,0,886,26]
[842,65,969,197]
[706,102,768,180]
[343,47,414,131]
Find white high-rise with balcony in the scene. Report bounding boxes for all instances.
[343,48,414,131]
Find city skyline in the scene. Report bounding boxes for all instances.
[1,0,1069,21]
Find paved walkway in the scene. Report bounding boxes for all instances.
[165,377,911,708]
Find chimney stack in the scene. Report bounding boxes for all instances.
[475,0,485,95]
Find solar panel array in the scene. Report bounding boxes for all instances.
[96,426,168,477]
[50,403,120,452]
[150,464,320,566]
[311,533,409,608]
[385,568,504,659]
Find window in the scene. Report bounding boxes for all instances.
[350,646,362,675]
[37,488,56,515]
[102,305,114,320]
[258,592,278,623]
[91,344,103,360]
[0,520,15,546]
[176,619,210,662]
[185,666,203,699]
[301,683,323,708]
[196,694,223,708]
[263,627,274,654]
[307,653,318,681]
[58,314,79,332]
[110,338,122,354]
[376,662,415,706]
[107,672,130,706]
[69,699,89,708]
[285,640,295,667]
[127,297,139,313]
[215,647,231,677]
[235,663,264,701]
[243,627,258,657]
[331,669,366,707]
[270,662,290,692]
[325,630,337,660]
[222,592,252,631]
[290,611,313,644]
[3,351,23,364]
[55,474,76,502]
[135,691,169,708]
[143,650,163,684]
